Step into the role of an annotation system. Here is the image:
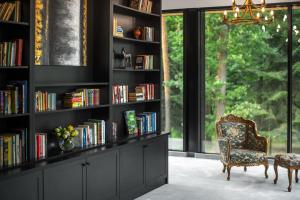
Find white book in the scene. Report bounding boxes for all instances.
[74,127,84,148]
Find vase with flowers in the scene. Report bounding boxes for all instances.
[54,125,78,152]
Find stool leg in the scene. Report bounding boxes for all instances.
[296,170,299,183]
[244,166,247,172]
[274,160,278,184]
[288,169,293,192]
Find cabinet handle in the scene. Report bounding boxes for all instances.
[143,144,148,148]
[86,162,90,166]
[82,163,86,167]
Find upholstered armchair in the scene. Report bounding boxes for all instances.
[216,114,269,181]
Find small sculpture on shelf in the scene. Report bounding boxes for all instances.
[114,48,132,69]
[133,27,142,40]
[54,125,78,152]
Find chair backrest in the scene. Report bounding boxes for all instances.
[216,114,257,149]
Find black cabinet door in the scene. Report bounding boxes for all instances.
[86,150,118,200]
[144,136,168,188]
[44,158,85,200]
[119,143,144,200]
[0,171,42,200]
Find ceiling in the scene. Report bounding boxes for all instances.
[162,0,300,10]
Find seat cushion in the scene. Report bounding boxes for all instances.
[230,149,267,164]
[221,122,246,149]
[275,154,300,167]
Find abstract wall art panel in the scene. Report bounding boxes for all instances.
[35,0,87,66]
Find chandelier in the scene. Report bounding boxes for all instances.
[223,0,274,25]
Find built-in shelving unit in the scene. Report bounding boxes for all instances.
[0,0,162,172]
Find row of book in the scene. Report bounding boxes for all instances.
[135,55,154,70]
[137,112,157,135]
[0,39,23,67]
[0,80,28,114]
[35,91,56,112]
[142,27,155,41]
[112,85,128,104]
[64,88,100,108]
[134,84,155,101]
[0,1,22,22]
[35,133,47,161]
[0,129,28,168]
[124,110,157,135]
[73,119,106,147]
[130,0,153,13]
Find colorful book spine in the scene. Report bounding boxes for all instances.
[112,85,128,104]
[35,91,56,112]
[0,129,28,168]
[35,133,47,161]
[0,39,23,67]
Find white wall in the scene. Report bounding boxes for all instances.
[162,0,300,10]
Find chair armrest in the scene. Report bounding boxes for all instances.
[249,135,268,154]
[255,136,268,153]
[218,138,231,163]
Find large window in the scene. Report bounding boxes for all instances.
[204,8,289,155]
[292,7,300,153]
[162,13,184,151]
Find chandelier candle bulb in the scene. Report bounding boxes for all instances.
[222,0,274,25]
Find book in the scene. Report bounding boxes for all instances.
[35,133,47,160]
[0,39,23,67]
[124,110,138,135]
[0,1,22,22]
[112,85,128,104]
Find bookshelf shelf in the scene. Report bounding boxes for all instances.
[113,36,160,45]
[113,68,160,72]
[0,20,29,26]
[0,113,30,119]
[0,66,29,69]
[35,105,110,115]
[34,82,109,88]
[113,3,160,18]
[112,99,161,107]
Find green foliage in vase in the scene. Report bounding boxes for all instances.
[54,124,79,141]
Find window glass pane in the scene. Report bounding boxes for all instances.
[204,8,288,155]
[292,7,300,153]
[162,13,184,151]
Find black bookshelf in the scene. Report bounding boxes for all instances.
[0,0,163,181]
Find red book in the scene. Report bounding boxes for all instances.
[16,39,23,66]
[36,134,40,160]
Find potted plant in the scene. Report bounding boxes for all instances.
[54,125,78,152]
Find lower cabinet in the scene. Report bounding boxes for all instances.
[44,158,85,200]
[144,136,168,189]
[0,171,42,200]
[119,143,144,200]
[86,150,119,200]
[0,135,168,200]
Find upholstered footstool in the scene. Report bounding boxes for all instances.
[274,154,300,192]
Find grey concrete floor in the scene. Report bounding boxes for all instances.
[136,156,300,200]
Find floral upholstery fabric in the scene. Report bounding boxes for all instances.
[275,154,300,167]
[230,149,267,164]
[245,127,266,152]
[220,122,246,149]
[218,138,230,162]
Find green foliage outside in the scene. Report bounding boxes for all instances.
[164,9,300,154]
[164,15,184,140]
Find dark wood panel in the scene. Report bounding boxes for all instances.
[86,150,119,200]
[44,158,85,200]
[119,143,144,200]
[144,136,168,187]
[0,171,42,200]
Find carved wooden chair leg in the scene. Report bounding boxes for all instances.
[227,165,231,181]
[288,169,293,192]
[264,164,269,179]
[244,166,247,172]
[222,164,226,173]
[296,169,299,183]
[274,161,278,184]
